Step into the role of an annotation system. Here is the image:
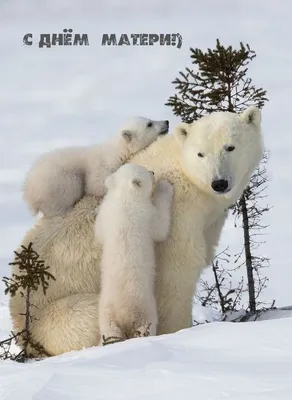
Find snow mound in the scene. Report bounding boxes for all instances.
[1,316,292,399]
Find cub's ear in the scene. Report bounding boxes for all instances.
[121,130,133,142]
[173,122,190,144]
[105,174,115,189]
[240,106,261,127]
[132,179,142,188]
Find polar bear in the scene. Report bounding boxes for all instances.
[95,164,173,344]
[9,106,263,357]
[22,117,169,217]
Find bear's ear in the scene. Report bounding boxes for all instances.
[173,122,190,144]
[121,130,133,142]
[105,174,115,189]
[240,106,261,127]
[132,178,142,188]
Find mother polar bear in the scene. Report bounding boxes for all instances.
[10,106,263,356]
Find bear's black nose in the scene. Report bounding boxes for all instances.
[160,120,169,135]
[211,179,229,193]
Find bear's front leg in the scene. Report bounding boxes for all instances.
[203,209,228,266]
[155,212,207,335]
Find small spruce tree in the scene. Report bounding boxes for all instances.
[1,242,55,361]
[166,39,270,314]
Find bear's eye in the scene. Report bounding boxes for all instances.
[226,145,235,152]
[147,122,153,128]
[198,152,204,158]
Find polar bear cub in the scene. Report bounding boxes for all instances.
[95,163,174,344]
[22,117,169,217]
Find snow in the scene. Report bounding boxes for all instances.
[1,0,292,398]
[1,315,292,399]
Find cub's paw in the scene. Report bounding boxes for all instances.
[100,334,125,346]
[155,179,174,198]
[133,323,152,338]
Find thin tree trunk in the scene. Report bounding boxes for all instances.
[227,89,256,313]
[24,287,31,354]
[239,193,256,313]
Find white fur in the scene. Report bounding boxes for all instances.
[174,106,263,200]
[9,107,263,357]
[22,117,169,217]
[95,164,173,343]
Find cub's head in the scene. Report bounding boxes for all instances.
[119,116,169,154]
[105,163,155,198]
[174,106,263,200]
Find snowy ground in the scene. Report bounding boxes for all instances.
[1,311,292,400]
[1,1,292,399]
